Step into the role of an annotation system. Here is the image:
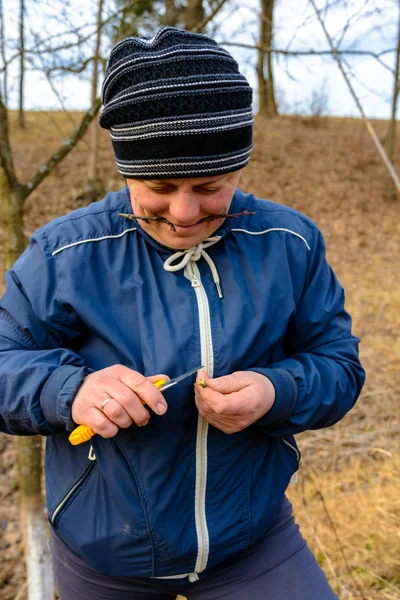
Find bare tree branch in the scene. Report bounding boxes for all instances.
[18,0,25,128]
[1,0,144,71]
[87,0,104,189]
[220,42,396,74]
[24,35,82,134]
[38,55,108,76]
[24,97,102,196]
[386,1,400,201]
[309,0,400,195]
[192,0,230,33]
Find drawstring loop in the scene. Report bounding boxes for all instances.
[163,237,223,299]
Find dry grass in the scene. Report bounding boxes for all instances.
[0,111,399,599]
[289,455,400,600]
[176,455,400,600]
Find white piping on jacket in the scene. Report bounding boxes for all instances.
[51,228,138,256]
[231,227,311,251]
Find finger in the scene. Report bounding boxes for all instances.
[195,390,228,418]
[147,373,171,391]
[194,401,240,434]
[100,380,150,426]
[115,367,169,416]
[196,370,210,387]
[201,372,251,394]
[84,409,120,439]
[194,384,247,416]
[100,398,134,429]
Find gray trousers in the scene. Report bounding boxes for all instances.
[51,497,338,600]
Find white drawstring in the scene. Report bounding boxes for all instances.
[163,236,223,298]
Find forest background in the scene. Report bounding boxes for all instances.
[0,1,399,599]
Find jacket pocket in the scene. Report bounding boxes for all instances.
[51,437,155,577]
[50,460,96,526]
[282,436,301,468]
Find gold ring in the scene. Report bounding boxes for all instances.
[100,398,112,411]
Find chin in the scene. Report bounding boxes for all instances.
[168,238,199,250]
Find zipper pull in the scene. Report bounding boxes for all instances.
[187,261,201,287]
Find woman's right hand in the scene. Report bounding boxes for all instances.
[71,365,169,438]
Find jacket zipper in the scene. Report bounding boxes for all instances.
[184,261,213,580]
[50,460,95,525]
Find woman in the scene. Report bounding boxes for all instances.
[0,27,364,599]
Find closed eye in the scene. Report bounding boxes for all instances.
[149,187,175,194]
[194,187,222,194]
[148,186,222,195]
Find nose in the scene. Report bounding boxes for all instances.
[168,192,201,224]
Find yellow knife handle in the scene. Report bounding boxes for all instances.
[153,379,167,389]
[68,424,96,446]
[68,379,167,446]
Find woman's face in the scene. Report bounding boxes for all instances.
[126,171,241,250]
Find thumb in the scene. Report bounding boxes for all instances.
[204,372,249,394]
[148,374,170,388]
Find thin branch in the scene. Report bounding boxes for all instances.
[23,97,102,196]
[309,0,400,194]
[119,210,256,231]
[220,42,396,74]
[192,0,230,33]
[2,0,143,70]
[302,460,369,600]
[40,55,95,75]
[14,581,28,600]
[25,47,81,133]
[300,496,345,595]
[386,0,400,201]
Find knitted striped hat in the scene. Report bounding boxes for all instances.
[99,27,253,179]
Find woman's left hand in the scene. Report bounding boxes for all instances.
[194,371,275,434]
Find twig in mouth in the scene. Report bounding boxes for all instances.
[197,210,256,224]
[119,213,177,231]
[119,210,256,232]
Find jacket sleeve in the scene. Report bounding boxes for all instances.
[0,231,90,436]
[251,227,365,437]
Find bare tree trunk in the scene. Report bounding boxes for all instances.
[0,90,101,599]
[19,0,25,129]
[0,0,7,105]
[18,437,53,600]
[0,93,52,599]
[257,0,278,117]
[386,2,400,202]
[184,0,205,31]
[0,92,26,264]
[86,0,104,200]
[164,0,179,26]
[1,178,26,266]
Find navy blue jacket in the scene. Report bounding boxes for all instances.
[0,187,365,579]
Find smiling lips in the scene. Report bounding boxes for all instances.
[169,214,226,229]
[172,221,203,229]
[155,214,226,232]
